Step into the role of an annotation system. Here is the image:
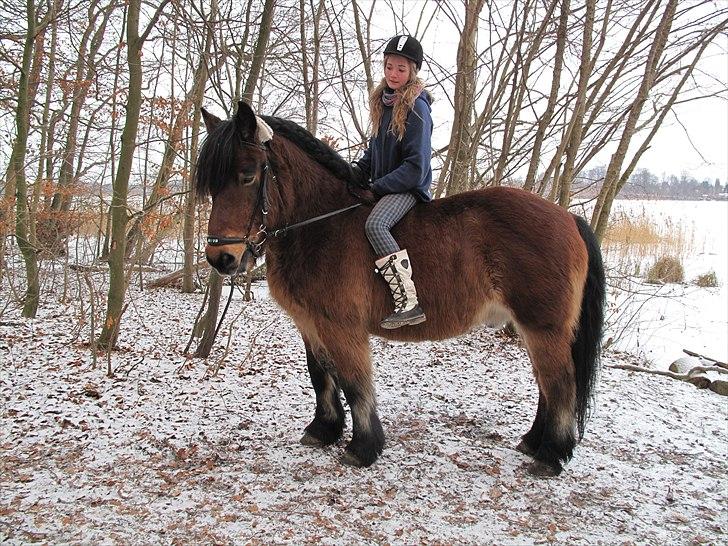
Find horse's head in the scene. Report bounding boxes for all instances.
[196,101,269,276]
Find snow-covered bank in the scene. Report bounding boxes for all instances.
[602,199,728,367]
[1,286,725,545]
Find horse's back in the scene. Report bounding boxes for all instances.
[381,186,589,340]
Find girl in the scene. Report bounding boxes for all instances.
[353,35,433,330]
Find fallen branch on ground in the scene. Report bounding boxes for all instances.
[146,259,209,288]
[682,349,728,370]
[609,363,728,396]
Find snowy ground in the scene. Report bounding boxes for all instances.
[1,279,726,545]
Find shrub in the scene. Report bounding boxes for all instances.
[694,271,718,287]
[646,255,684,284]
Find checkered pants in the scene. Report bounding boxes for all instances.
[365,192,418,258]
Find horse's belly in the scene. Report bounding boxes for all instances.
[472,300,513,329]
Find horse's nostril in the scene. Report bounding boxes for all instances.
[208,251,237,273]
[219,252,236,270]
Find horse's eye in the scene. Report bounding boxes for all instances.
[241,174,256,185]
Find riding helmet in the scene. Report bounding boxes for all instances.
[383,35,423,71]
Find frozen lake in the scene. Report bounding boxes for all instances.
[602,199,728,367]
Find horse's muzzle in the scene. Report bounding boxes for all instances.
[206,247,241,276]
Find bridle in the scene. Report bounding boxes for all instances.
[206,138,363,263]
[203,136,365,346]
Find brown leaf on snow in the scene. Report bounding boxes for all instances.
[175,444,198,461]
[0,506,16,517]
[82,384,101,399]
[449,454,470,469]
[670,512,690,524]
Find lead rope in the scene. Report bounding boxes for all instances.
[213,274,237,342]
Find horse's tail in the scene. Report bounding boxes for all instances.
[572,215,606,440]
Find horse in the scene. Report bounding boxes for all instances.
[196,101,606,477]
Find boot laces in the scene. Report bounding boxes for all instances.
[380,255,408,312]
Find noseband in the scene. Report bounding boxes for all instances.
[206,138,362,263]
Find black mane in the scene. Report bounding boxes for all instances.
[195,118,241,197]
[195,114,359,197]
[261,116,358,184]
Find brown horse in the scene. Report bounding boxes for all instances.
[197,102,605,476]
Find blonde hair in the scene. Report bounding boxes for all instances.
[369,57,427,141]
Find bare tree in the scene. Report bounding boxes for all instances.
[11,0,42,317]
[97,0,171,349]
[192,0,277,358]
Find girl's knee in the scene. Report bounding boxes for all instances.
[365,215,385,238]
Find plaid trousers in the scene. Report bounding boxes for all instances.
[365,192,418,258]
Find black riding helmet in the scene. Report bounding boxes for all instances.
[383,35,423,71]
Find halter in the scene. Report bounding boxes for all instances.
[206,139,363,261]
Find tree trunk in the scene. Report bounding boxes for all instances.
[183,0,218,293]
[351,0,373,93]
[194,270,224,358]
[591,0,677,242]
[50,2,110,212]
[557,0,595,208]
[1,4,50,282]
[435,0,485,197]
[494,0,558,186]
[241,0,275,104]
[194,0,276,352]
[98,0,170,349]
[14,0,40,317]
[523,0,569,192]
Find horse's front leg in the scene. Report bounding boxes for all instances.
[319,328,385,467]
[300,338,345,447]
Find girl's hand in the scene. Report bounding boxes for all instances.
[349,163,369,189]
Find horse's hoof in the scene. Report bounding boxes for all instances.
[527,460,562,477]
[516,439,537,457]
[340,451,365,467]
[300,432,325,447]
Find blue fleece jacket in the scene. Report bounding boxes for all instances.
[356,90,433,202]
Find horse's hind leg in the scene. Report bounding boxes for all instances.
[300,339,345,447]
[520,329,577,476]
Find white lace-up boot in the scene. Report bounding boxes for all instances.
[375,249,426,329]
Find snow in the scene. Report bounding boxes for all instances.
[1,280,726,544]
[602,200,728,367]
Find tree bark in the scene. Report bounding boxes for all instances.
[98,0,170,349]
[193,0,275,353]
[183,0,218,293]
[557,0,595,207]
[241,0,275,104]
[50,1,111,215]
[194,270,224,358]
[13,0,40,317]
[591,0,677,242]
[435,0,485,196]
[523,0,569,192]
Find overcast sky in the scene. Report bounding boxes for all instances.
[366,3,727,183]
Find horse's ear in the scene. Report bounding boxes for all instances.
[201,108,222,132]
[235,101,257,139]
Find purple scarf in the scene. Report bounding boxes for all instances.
[382,89,398,107]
